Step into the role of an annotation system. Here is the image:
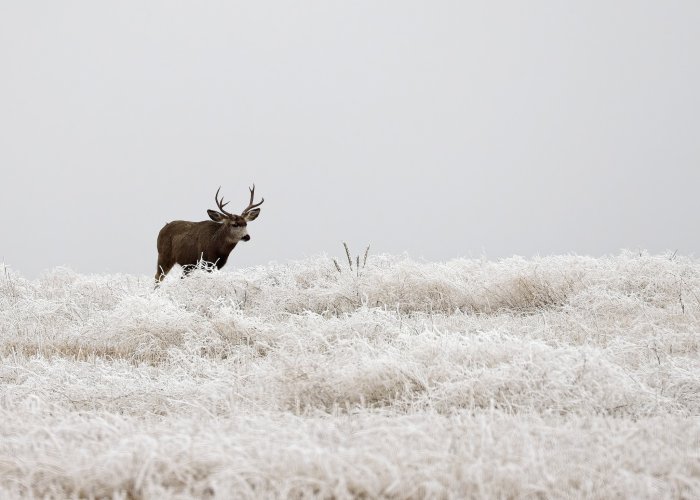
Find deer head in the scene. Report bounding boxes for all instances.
[206,185,265,242]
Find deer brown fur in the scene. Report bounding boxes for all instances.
[155,186,263,285]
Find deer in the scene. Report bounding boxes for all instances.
[155,185,264,285]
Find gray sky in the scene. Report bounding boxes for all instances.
[1,1,699,277]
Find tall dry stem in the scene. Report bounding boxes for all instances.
[343,242,353,271]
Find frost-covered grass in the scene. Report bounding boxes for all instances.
[0,252,699,499]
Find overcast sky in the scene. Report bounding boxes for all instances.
[1,1,699,277]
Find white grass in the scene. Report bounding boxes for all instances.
[1,252,699,499]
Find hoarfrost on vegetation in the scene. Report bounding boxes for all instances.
[0,252,699,498]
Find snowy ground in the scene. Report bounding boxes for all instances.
[1,252,699,498]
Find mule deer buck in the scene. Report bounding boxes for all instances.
[155,185,264,285]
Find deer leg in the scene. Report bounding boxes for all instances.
[180,264,195,278]
[154,260,173,287]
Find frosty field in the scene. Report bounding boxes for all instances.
[1,252,699,499]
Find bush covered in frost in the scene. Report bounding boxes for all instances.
[0,252,698,498]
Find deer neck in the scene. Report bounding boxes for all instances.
[213,225,238,252]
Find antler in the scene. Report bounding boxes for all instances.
[241,184,264,215]
[214,186,234,217]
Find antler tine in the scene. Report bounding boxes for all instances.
[214,186,233,216]
[242,184,265,215]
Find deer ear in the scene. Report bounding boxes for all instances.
[207,210,225,222]
[244,208,261,221]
